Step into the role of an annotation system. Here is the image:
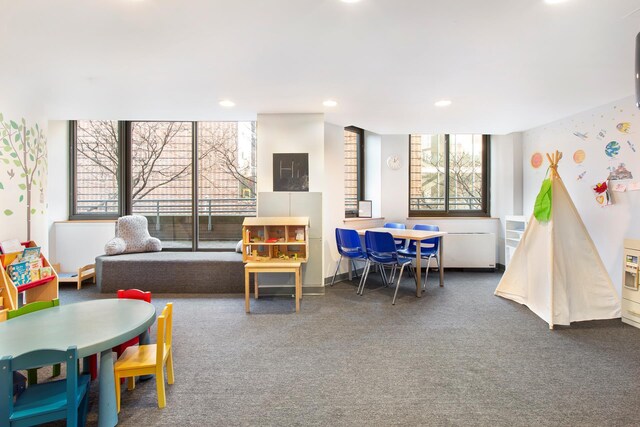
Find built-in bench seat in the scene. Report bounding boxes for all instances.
[96,251,244,293]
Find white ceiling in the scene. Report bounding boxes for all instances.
[2,0,639,134]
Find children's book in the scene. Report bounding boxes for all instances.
[39,266,53,279]
[21,246,41,261]
[7,260,30,285]
[27,258,42,281]
[0,239,24,254]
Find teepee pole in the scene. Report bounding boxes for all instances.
[546,151,561,330]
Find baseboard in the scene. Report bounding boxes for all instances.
[257,285,325,296]
[442,267,497,273]
[496,263,505,271]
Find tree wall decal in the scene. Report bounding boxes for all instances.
[0,113,48,240]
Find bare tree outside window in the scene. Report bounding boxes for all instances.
[73,120,258,248]
[448,134,484,210]
[344,127,363,217]
[75,120,119,214]
[410,134,487,215]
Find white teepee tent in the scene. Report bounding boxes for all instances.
[495,151,621,329]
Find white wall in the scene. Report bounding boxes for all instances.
[53,222,115,272]
[256,113,324,193]
[490,132,524,265]
[47,121,69,265]
[0,104,49,255]
[364,131,382,218]
[323,122,347,280]
[380,135,409,222]
[522,95,640,292]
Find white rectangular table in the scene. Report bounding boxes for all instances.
[357,227,447,297]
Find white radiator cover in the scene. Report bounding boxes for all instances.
[442,233,496,268]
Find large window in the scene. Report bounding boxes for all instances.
[73,120,121,216]
[409,134,489,217]
[70,120,257,250]
[344,126,364,217]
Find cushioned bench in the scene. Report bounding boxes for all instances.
[96,252,245,293]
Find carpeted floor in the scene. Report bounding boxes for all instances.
[40,270,640,426]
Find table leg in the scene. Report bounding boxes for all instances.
[439,236,444,287]
[98,348,117,427]
[416,240,422,297]
[245,269,251,313]
[255,273,259,299]
[295,268,300,313]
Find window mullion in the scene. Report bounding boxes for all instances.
[444,134,450,213]
[192,121,198,252]
[122,121,132,216]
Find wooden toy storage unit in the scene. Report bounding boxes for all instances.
[242,217,309,262]
[242,217,309,313]
[0,241,59,322]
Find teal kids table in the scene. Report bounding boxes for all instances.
[0,299,156,427]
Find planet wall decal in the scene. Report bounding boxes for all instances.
[530,152,543,169]
[605,141,620,158]
[573,149,585,164]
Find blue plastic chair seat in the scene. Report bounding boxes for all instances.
[383,222,407,250]
[360,231,415,304]
[398,247,438,258]
[12,375,90,421]
[397,224,441,289]
[1,346,91,427]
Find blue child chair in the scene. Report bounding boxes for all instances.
[398,224,440,289]
[7,299,61,385]
[330,228,368,288]
[384,222,407,250]
[360,231,414,304]
[0,345,91,427]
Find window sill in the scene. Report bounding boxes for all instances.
[405,217,499,220]
[343,217,385,223]
[55,220,116,223]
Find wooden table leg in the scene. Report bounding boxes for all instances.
[439,237,444,287]
[416,240,422,297]
[254,273,259,299]
[245,269,250,313]
[295,267,302,313]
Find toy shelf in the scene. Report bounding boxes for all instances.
[242,217,309,263]
[0,241,59,322]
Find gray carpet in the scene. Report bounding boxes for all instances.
[40,271,640,426]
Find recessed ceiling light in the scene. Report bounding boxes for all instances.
[323,100,338,107]
[434,99,452,107]
[544,0,569,4]
[219,99,235,107]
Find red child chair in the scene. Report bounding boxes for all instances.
[113,289,153,357]
[86,289,152,381]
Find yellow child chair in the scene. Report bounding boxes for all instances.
[114,302,174,412]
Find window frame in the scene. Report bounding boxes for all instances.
[344,125,365,218]
[69,120,257,251]
[408,134,490,218]
[69,120,126,221]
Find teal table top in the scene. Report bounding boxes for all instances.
[0,299,156,359]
